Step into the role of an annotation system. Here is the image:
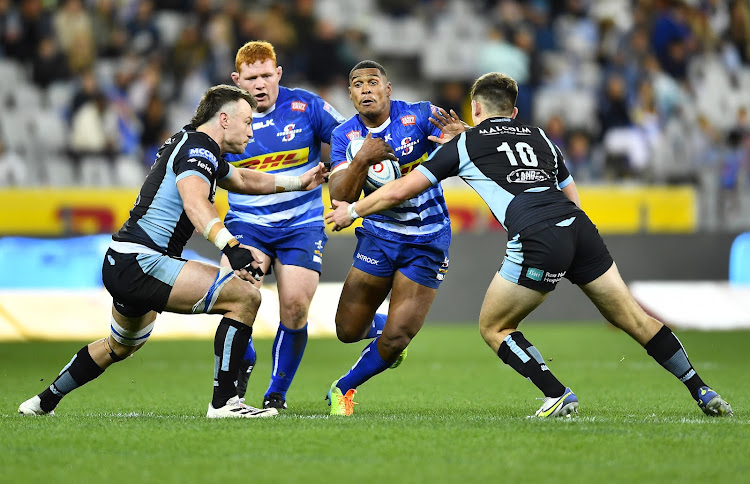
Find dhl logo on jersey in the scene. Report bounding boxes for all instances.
[397,152,430,176]
[229,147,310,172]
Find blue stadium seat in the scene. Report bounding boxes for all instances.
[729,232,750,285]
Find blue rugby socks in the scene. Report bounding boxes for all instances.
[236,335,257,399]
[365,313,387,339]
[265,322,308,399]
[336,338,390,393]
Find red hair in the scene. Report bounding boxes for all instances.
[235,41,277,72]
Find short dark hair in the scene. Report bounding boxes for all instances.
[349,60,387,82]
[469,73,518,116]
[190,85,256,127]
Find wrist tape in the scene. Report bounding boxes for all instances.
[348,202,360,220]
[275,174,302,192]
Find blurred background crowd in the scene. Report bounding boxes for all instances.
[0,0,749,230]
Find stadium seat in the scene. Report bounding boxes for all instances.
[45,81,76,114]
[80,156,114,187]
[32,111,68,154]
[44,155,77,187]
[11,84,44,109]
[114,155,146,187]
[0,110,34,155]
[0,59,25,99]
[729,232,750,286]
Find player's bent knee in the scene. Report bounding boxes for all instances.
[335,322,362,343]
[108,317,153,361]
[238,282,262,310]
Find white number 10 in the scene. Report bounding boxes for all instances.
[497,141,538,167]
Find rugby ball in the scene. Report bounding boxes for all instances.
[346,137,401,192]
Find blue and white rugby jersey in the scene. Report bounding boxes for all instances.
[113,126,234,257]
[330,100,451,243]
[224,86,345,228]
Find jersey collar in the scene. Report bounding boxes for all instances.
[254,103,276,118]
[363,115,392,133]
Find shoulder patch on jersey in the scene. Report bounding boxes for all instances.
[188,148,218,167]
[291,101,307,112]
[346,130,362,141]
[400,115,416,126]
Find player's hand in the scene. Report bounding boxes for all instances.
[223,243,265,282]
[428,108,468,144]
[357,132,398,166]
[325,199,354,231]
[300,162,330,190]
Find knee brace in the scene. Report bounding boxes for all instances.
[192,266,235,314]
[110,316,154,347]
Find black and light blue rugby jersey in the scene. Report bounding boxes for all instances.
[113,126,233,256]
[417,116,580,237]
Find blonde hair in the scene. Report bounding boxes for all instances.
[235,41,277,72]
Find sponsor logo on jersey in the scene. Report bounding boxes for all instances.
[507,169,551,184]
[291,101,307,112]
[253,119,275,130]
[229,147,310,172]
[401,115,416,126]
[278,123,303,142]
[479,125,532,135]
[188,148,218,166]
[543,271,566,284]
[384,133,392,142]
[398,137,418,156]
[346,130,362,141]
[526,267,544,281]
[356,253,379,265]
[399,152,429,175]
[188,157,215,174]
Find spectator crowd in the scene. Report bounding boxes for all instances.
[0,0,749,227]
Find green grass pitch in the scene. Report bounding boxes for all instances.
[1,323,748,483]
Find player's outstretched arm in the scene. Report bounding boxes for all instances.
[219,162,329,194]
[428,108,468,145]
[325,170,433,231]
[177,175,264,281]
